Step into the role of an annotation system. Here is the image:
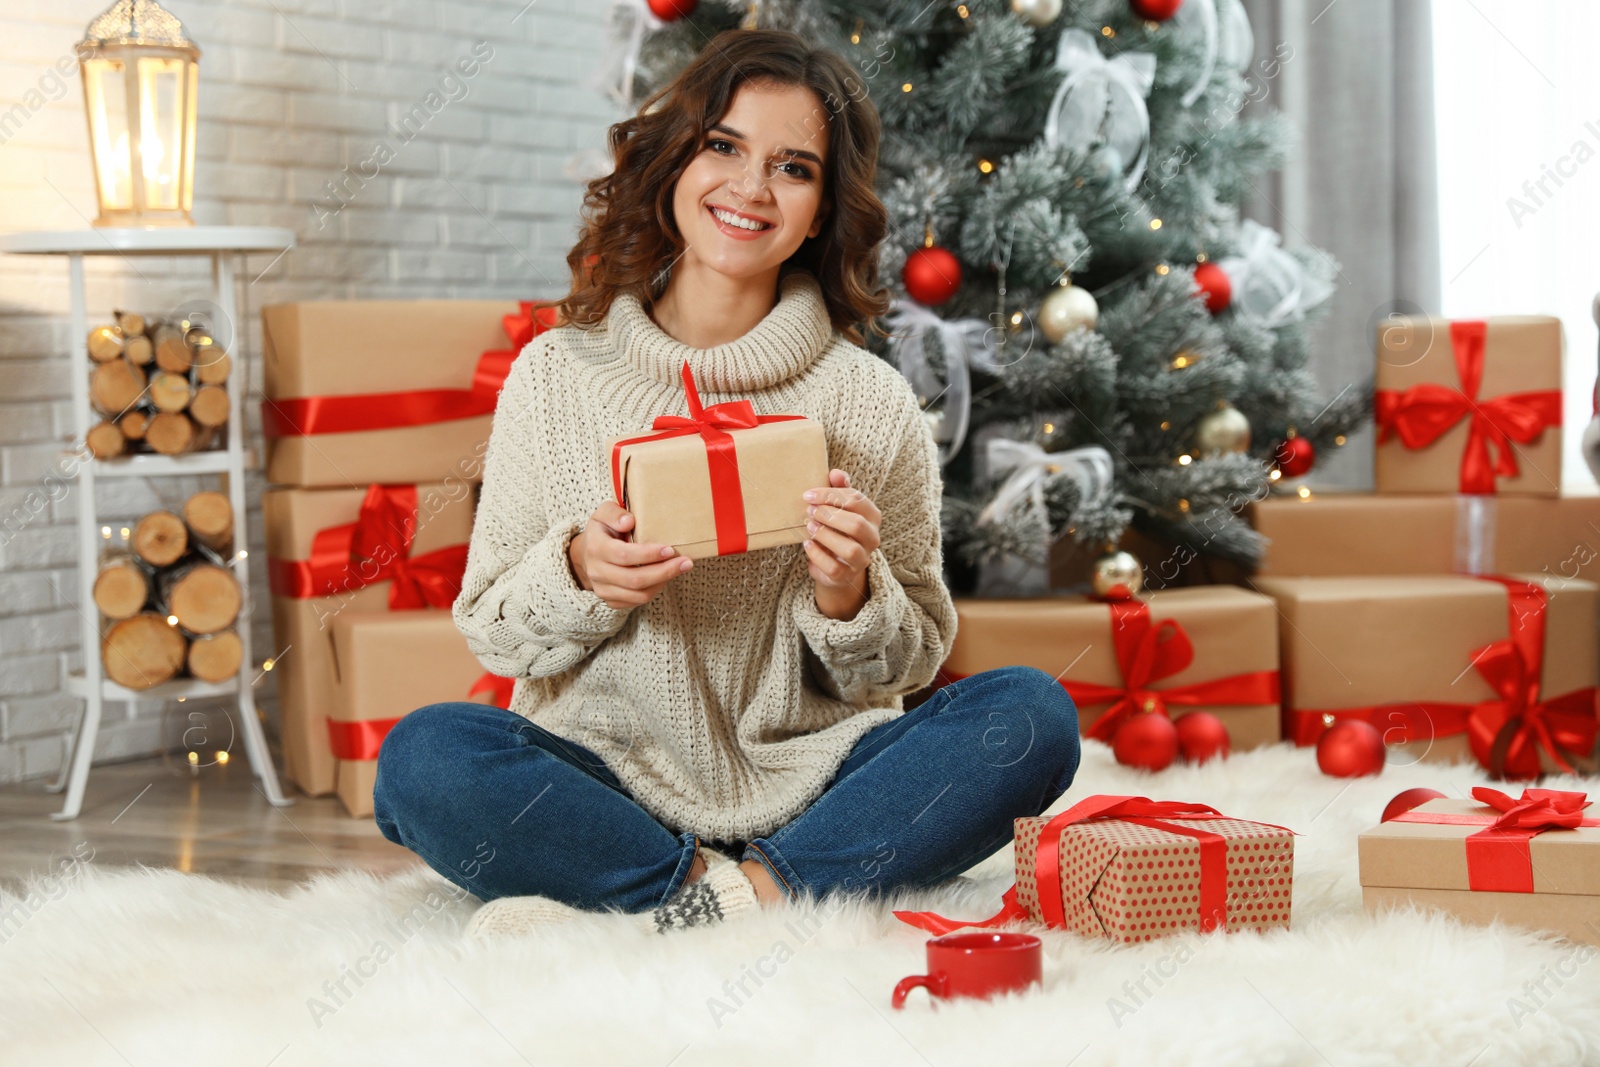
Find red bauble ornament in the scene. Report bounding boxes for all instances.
[1272,436,1316,478]
[903,245,963,306]
[1112,712,1179,772]
[1174,712,1231,763]
[648,0,697,19]
[1130,0,1184,20]
[1192,261,1231,314]
[1316,720,1386,778]
[1380,787,1447,824]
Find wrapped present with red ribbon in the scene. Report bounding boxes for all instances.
[1360,787,1600,945]
[262,482,475,797]
[327,609,497,818]
[1258,574,1600,779]
[605,360,829,560]
[1375,316,1563,496]
[261,298,558,487]
[894,795,1294,942]
[937,588,1283,749]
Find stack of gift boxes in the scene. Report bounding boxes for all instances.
[259,298,551,816]
[932,314,1600,947]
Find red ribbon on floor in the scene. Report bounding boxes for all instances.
[1373,319,1561,494]
[609,359,806,556]
[261,302,559,437]
[266,484,467,609]
[1285,577,1598,779]
[939,601,1279,741]
[893,795,1245,935]
[1389,787,1597,893]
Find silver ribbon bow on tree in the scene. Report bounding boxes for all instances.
[595,0,666,113]
[1217,219,1334,329]
[1044,29,1158,192]
[977,439,1115,560]
[884,298,991,466]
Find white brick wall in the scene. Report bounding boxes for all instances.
[0,0,622,783]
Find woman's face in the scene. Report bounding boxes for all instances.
[670,82,831,281]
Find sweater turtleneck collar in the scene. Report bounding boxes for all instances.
[606,268,834,394]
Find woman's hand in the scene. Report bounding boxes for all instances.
[569,501,693,610]
[802,468,881,621]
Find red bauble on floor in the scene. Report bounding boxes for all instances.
[1380,787,1447,823]
[903,245,963,306]
[1317,720,1386,777]
[1112,712,1179,771]
[1174,711,1231,763]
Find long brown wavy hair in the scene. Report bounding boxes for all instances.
[542,28,892,347]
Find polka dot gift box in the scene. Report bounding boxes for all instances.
[895,795,1294,943]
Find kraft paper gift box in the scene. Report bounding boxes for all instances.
[1374,316,1563,496]
[1359,788,1600,946]
[261,299,546,487]
[604,361,829,560]
[263,481,475,798]
[892,796,1294,942]
[1250,491,1600,579]
[1255,574,1600,777]
[328,610,494,818]
[941,588,1282,749]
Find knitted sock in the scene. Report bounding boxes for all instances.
[637,848,760,933]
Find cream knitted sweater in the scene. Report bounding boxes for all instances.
[452,267,958,842]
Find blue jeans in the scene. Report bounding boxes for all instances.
[372,665,1080,912]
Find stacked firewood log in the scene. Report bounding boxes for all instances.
[94,490,244,689]
[85,309,231,458]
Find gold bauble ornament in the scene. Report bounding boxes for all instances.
[1039,283,1098,344]
[1193,403,1251,455]
[1011,0,1063,27]
[1091,549,1143,601]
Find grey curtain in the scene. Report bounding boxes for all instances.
[1240,0,1440,488]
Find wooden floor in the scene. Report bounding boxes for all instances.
[0,744,425,898]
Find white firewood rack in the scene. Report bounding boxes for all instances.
[0,226,295,820]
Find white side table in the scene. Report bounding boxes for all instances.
[0,226,296,820]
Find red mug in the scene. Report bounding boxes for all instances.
[892,931,1042,1009]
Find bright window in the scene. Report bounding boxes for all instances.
[1433,1,1600,488]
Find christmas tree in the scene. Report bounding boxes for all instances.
[608,0,1367,594]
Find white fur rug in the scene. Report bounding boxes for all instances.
[5,742,1600,1067]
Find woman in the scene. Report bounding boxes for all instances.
[373,28,1080,938]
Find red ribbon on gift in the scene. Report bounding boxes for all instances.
[1373,319,1561,494]
[1286,577,1599,779]
[893,795,1262,936]
[266,484,468,610]
[261,302,559,437]
[1390,787,1598,893]
[939,600,1279,740]
[331,671,518,762]
[609,359,805,556]
[470,671,515,709]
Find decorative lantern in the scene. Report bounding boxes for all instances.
[77,0,200,227]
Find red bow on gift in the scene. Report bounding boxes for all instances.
[330,667,515,763]
[894,795,1261,936]
[262,302,559,438]
[609,360,805,556]
[267,484,468,609]
[1294,577,1598,779]
[1374,320,1561,494]
[1389,786,1597,893]
[1064,601,1280,741]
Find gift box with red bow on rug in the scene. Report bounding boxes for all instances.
[894,795,1295,942]
[1256,574,1600,778]
[262,482,475,797]
[261,299,556,487]
[328,610,500,818]
[939,588,1282,750]
[605,360,829,560]
[1361,787,1600,945]
[1374,316,1563,496]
